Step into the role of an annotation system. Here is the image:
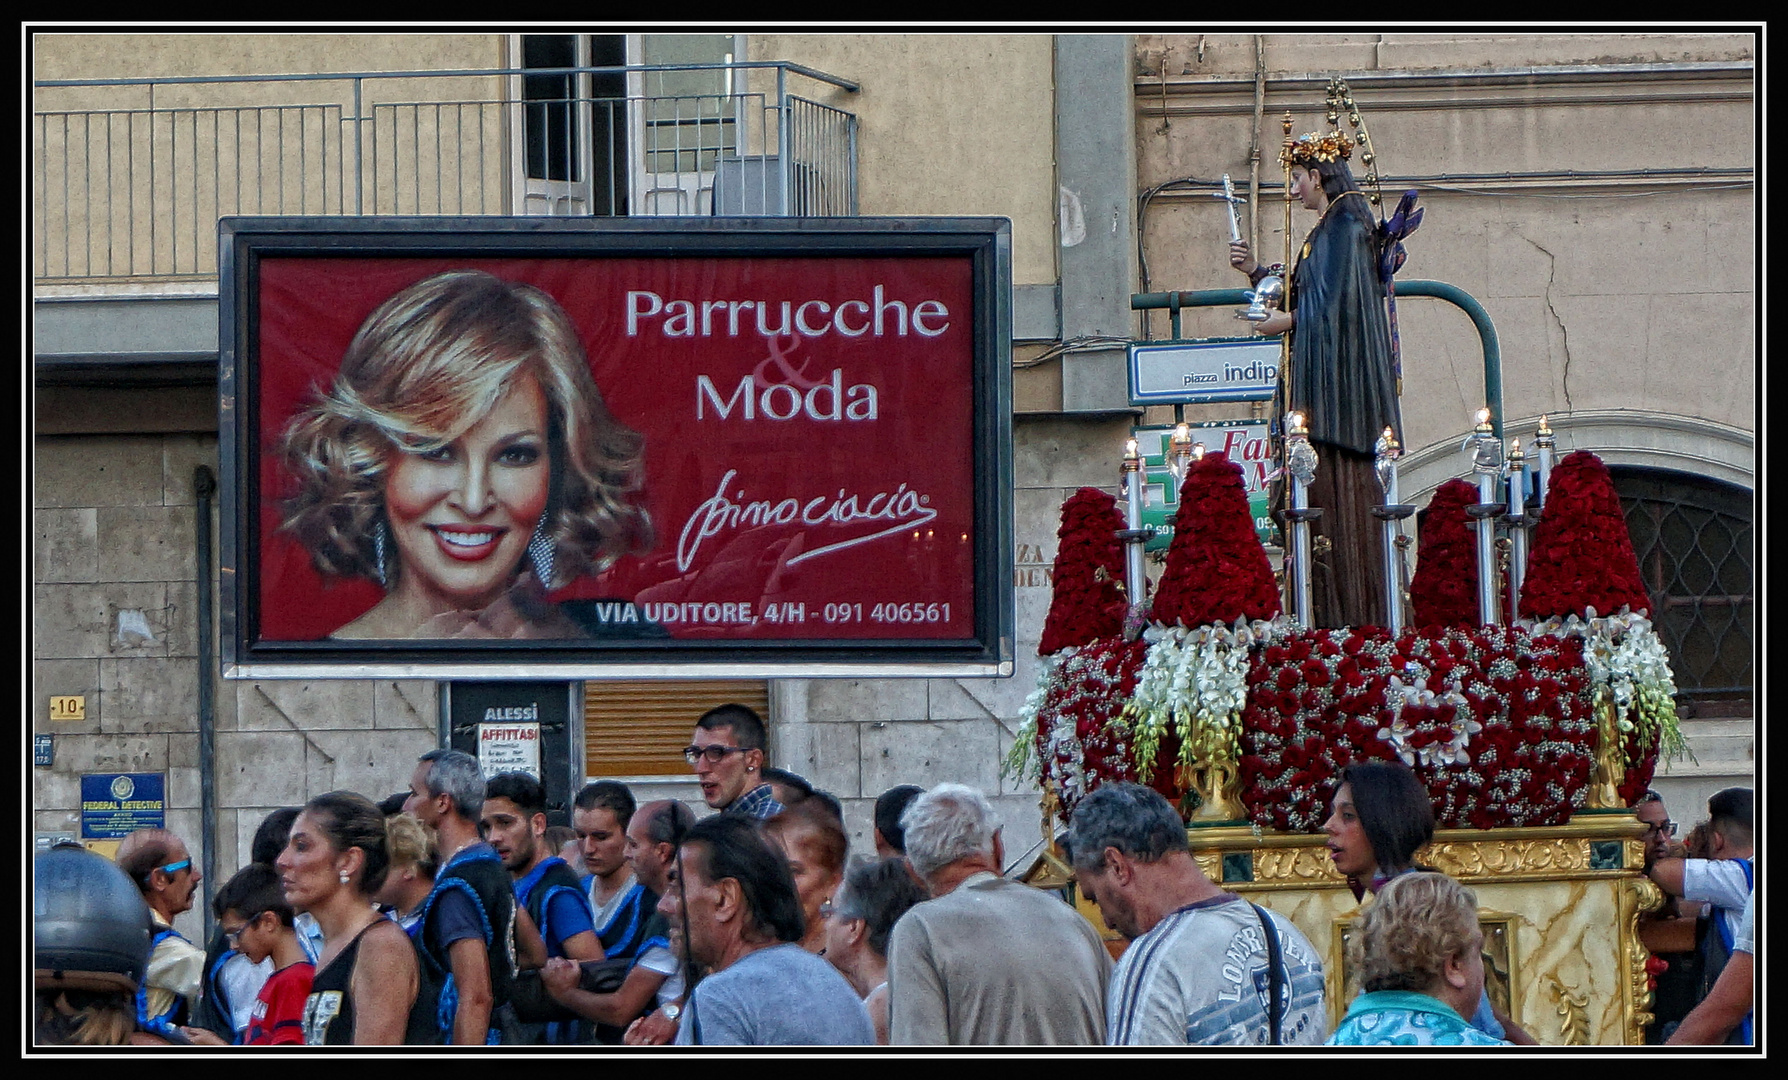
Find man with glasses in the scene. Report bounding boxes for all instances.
[116,827,207,1037]
[1648,787,1755,1044]
[179,864,313,1045]
[1634,790,1679,869]
[686,704,783,820]
[1634,790,1703,1043]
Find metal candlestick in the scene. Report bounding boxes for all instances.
[1120,440,1149,613]
[1534,414,1556,512]
[1283,413,1321,629]
[1371,426,1414,634]
[1465,409,1506,625]
[1503,438,1530,619]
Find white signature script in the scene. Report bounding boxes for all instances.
[676,469,939,573]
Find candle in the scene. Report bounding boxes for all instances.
[1507,437,1525,514]
[1168,424,1193,487]
[1534,414,1555,510]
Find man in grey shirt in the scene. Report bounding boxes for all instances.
[1066,782,1327,1046]
[663,814,872,1045]
[887,783,1112,1045]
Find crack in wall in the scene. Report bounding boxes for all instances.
[1521,234,1574,413]
[252,683,338,766]
[384,680,434,730]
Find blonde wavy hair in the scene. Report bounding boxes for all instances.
[280,269,653,588]
[1349,871,1481,995]
[383,811,438,880]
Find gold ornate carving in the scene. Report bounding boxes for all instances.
[1586,689,1627,810]
[1193,851,1222,883]
[1620,876,1666,1044]
[1480,915,1519,1025]
[1545,973,1591,1046]
[1422,837,1591,879]
[1253,846,1343,883]
[1184,756,1245,822]
[1039,787,1063,844]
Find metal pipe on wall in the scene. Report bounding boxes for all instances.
[194,464,218,935]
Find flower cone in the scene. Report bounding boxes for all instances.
[1038,487,1130,655]
[1150,453,1282,628]
[1409,478,1481,629]
[1518,450,1650,620]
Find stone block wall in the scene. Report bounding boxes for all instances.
[32,433,438,941]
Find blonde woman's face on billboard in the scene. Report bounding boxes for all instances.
[384,375,551,612]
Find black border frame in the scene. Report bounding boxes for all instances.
[218,216,1013,679]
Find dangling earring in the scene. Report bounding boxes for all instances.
[339,870,350,885]
[373,518,391,588]
[528,518,556,588]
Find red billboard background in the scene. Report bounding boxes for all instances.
[253,254,979,644]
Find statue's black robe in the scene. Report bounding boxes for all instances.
[1287,193,1402,455]
[1285,192,1401,628]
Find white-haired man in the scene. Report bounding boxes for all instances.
[886,783,1111,1045]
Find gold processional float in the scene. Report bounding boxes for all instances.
[1009,86,1684,1047]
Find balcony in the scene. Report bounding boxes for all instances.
[32,61,859,288]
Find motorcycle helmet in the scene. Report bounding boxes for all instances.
[34,842,155,993]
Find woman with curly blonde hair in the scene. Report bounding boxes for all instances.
[1327,872,1510,1046]
[280,269,653,639]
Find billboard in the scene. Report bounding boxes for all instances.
[219,218,1013,678]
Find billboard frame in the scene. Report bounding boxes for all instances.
[218,216,1013,679]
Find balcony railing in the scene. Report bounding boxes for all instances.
[33,62,858,285]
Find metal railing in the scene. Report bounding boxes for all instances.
[33,62,859,285]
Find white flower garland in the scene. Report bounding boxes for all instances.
[1520,607,1690,763]
[1003,649,1066,785]
[1377,672,1481,768]
[1121,615,1293,782]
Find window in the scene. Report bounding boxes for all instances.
[1610,467,1753,705]
[513,33,741,217]
[514,34,629,215]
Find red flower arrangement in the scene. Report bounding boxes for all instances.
[1031,636,1153,821]
[1038,487,1130,655]
[1149,453,1282,629]
[1408,478,1481,629]
[1237,625,1596,831]
[1518,450,1651,620]
[1616,718,1661,807]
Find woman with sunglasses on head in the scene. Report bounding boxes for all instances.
[277,791,438,1044]
[1322,760,1537,1044]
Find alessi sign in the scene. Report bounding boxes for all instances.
[219,217,1013,678]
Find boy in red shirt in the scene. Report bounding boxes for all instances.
[185,864,314,1045]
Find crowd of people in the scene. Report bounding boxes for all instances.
[34,700,1755,1049]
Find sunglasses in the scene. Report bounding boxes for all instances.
[222,913,265,948]
[1643,820,1678,837]
[140,857,192,885]
[683,744,750,765]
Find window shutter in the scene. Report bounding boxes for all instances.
[583,680,771,778]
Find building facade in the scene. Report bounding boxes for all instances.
[33,32,1753,944]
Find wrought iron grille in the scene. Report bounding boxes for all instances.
[1611,467,1753,700]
